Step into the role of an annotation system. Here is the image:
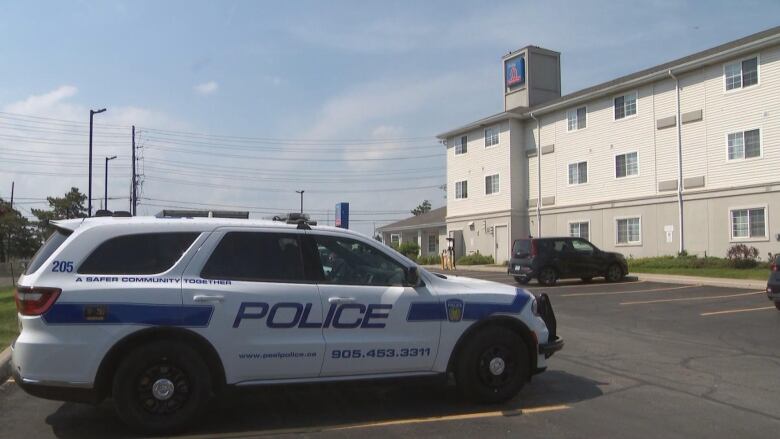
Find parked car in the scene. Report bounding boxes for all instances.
[508,237,628,286]
[765,254,780,310]
[12,214,563,434]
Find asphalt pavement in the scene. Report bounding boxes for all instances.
[1,271,779,438]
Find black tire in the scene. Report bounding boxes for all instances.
[581,277,593,283]
[112,340,212,435]
[514,276,530,285]
[775,301,780,310]
[605,263,624,282]
[538,267,558,286]
[455,326,530,403]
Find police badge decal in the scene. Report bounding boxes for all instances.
[446,299,464,322]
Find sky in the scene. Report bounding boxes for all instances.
[0,0,779,236]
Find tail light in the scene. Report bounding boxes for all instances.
[772,263,778,272]
[530,240,538,257]
[14,287,61,316]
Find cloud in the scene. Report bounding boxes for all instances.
[0,85,187,215]
[194,81,219,95]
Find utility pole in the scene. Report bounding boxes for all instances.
[131,125,137,216]
[9,181,14,209]
[88,108,107,217]
[104,156,117,211]
[295,190,304,214]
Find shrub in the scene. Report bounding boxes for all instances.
[726,244,760,268]
[417,254,442,265]
[397,242,420,259]
[457,251,495,265]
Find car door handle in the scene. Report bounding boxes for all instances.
[328,297,356,304]
[193,294,225,303]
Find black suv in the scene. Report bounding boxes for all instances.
[508,237,628,286]
[765,254,780,310]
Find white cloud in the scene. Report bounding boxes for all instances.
[194,81,219,95]
[0,85,187,215]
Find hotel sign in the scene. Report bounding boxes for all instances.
[505,56,525,90]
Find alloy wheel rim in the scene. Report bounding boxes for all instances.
[136,362,191,415]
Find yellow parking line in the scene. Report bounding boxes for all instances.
[620,291,763,306]
[333,404,570,430]
[700,305,776,316]
[562,284,695,297]
[178,404,570,438]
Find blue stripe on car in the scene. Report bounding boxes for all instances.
[42,303,214,327]
[407,289,530,322]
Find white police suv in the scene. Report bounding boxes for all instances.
[12,214,563,433]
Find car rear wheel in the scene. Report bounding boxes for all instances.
[456,326,529,403]
[514,276,530,285]
[538,267,558,286]
[605,264,624,282]
[112,340,212,435]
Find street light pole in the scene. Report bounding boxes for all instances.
[104,155,117,211]
[295,190,305,214]
[88,108,107,217]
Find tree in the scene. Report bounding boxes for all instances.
[31,187,87,240]
[411,200,432,216]
[0,199,40,262]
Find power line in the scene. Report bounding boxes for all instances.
[144,175,442,194]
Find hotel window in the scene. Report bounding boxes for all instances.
[569,221,589,240]
[725,56,758,91]
[485,126,499,147]
[731,208,766,239]
[455,135,467,155]
[727,129,760,160]
[615,152,638,178]
[428,234,437,253]
[568,161,587,185]
[455,180,468,199]
[485,174,500,195]
[616,217,641,245]
[614,92,637,120]
[566,106,587,131]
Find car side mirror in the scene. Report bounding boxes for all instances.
[405,266,420,287]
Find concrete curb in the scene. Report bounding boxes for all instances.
[421,265,766,290]
[634,273,766,290]
[0,346,11,384]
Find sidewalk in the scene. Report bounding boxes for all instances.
[421,265,766,290]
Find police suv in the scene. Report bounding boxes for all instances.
[12,214,563,433]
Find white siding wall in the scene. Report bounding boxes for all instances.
[704,47,780,189]
[446,120,512,218]
[524,44,780,209]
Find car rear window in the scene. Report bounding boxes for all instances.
[78,232,199,275]
[201,232,307,283]
[25,229,72,274]
[512,239,531,256]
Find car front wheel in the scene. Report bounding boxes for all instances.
[538,267,558,286]
[605,264,624,282]
[112,340,212,435]
[456,326,529,403]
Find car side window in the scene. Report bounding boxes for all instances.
[313,235,406,286]
[78,232,199,275]
[552,239,572,254]
[201,232,307,283]
[572,239,595,253]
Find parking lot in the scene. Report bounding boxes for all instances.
[1,272,779,438]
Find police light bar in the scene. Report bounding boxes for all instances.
[156,209,250,219]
